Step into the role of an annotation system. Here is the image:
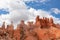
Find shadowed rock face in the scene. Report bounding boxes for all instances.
[0,16,60,40]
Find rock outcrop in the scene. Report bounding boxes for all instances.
[0,16,60,40]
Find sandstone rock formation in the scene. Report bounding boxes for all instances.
[0,16,60,40]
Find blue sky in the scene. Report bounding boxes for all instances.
[0,9,9,15]
[25,0,60,18]
[26,0,60,10]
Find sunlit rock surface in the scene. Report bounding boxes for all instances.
[0,16,60,40]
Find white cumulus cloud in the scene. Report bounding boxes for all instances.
[51,8,60,14]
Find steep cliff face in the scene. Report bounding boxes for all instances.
[0,16,60,40]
